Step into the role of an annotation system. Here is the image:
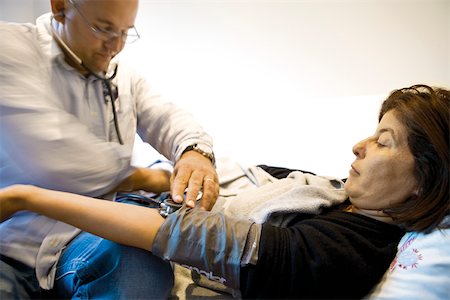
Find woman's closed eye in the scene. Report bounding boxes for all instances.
[376,140,387,148]
[375,131,393,148]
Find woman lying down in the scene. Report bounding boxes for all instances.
[1,85,448,299]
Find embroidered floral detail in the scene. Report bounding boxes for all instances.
[389,232,419,272]
[396,248,423,270]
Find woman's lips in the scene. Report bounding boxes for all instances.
[350,164,360,175]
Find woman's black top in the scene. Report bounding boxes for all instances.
[240,209,403,299]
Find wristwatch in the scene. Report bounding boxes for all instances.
[183,144,216,166]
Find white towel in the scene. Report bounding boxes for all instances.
[219,168,348,224]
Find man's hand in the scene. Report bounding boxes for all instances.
[171,151,219,211]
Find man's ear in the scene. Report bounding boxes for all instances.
[50,0,67,23]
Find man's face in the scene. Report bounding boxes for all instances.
[61,0,139,73]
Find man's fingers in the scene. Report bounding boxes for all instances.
[184,173,204,207]
[199,176,219,210]
[171,173,218,210]
[170,169,191,203]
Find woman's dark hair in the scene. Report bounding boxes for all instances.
[379,84,449,233]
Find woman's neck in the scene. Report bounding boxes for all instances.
[346,205,395,224]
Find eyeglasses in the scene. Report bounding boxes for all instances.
[68,0,140,44]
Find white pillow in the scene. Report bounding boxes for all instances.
[367,218,450,300]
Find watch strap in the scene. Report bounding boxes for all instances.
[182,144,216,166]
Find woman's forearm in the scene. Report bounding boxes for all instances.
[14,185,164,251]
[1,184,262,291]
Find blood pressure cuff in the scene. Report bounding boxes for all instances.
[152,207,261,289]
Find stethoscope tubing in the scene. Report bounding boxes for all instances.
[83,63,124,145]
[51,15,124,145]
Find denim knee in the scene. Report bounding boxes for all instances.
[54,232,173,299]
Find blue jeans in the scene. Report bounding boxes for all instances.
[53,231,174,299]
[0,232,174,300]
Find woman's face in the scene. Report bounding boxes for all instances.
[344,110,418,212]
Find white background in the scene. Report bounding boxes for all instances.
[1,0,449,178]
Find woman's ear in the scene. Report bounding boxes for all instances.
[412,186,420,196]
[51,0,67,23]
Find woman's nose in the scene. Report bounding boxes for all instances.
[352,138,367,158]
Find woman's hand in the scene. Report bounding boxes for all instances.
[0,185,29,222]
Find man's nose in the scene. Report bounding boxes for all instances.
[105,36,124,53]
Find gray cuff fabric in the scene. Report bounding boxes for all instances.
[152,207,261,289]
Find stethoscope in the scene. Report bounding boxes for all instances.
[51,15,124,145]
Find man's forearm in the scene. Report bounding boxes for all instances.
[113,168,171,193]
